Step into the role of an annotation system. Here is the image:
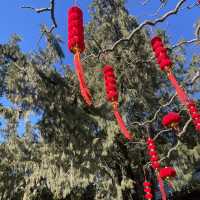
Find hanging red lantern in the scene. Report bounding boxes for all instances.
[159,167,176,189]
[151,36,200,132]
[162,112,181,130]
[103,65,133,140]
[187,100,200,132]
[146,137,167,200]
[143,181,153,200]
[159,167,176,179]
[68,6,92,106]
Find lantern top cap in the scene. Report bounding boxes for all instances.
[151,36,163,46]
[159,167,176,178]
[68,6,82,11]
[162,112,181,127]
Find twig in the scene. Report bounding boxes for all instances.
[153,128,172,140]
[172,38,200,49]
[159,140,181,162]
[177,118,192,137]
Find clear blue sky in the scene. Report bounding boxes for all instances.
[0,0,199,135]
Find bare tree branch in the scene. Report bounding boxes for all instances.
[98,0,186,58]
[130,94,177,127]
[22,0,57,32]
[172,38,200,49]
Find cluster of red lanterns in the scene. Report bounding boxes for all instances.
[187,101,200,131]
[146,138,177,199]
[143,181,153,200]
[66,5,199,198]
[151,36,200,133]
[103,65,133,140]
[146,138,167,200]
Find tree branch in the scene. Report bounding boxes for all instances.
[22,0,57,32]
[98,0,186,58]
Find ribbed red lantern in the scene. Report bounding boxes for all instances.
[68,6,92,106]
[103,65,133,140]
[146,137,167,200]
[159,167,176,179]
[151,36,200,133]
[162,112,181,130]
[143,181,153,200]
[187,100,200,132]
[68,6,85,53]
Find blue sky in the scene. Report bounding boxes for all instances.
[0,0,199,135]
[0,1,199,61]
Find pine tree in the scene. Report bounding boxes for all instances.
[0,1,199,200]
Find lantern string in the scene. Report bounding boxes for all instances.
[74,51,92,106]
[73,0,77,6]
[167,69,189,105]
[113,103,133,140]
[157,173,167,200]
[168,180,174,189]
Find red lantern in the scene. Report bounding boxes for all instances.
[68,6,92,106]
[146,138,167,200]
[103,65,133,140]
[162,112,181,130]
[159,167,176,189]
[187,100,200,132]
[143,181,153,200]
[68,6,85,53]
[159,167,176,179]
[151,36,200,133]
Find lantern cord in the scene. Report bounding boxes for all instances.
[157,173,167,200]
[73,0,77,6]
[168,180,174,189]
[113,103,133,140]
[74,51,92,106]
[167,70,189,105]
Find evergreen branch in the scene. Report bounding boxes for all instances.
[22,0,57,32]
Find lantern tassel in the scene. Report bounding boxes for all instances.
[113,103,133,140]
[74,51,92,106]
[167,69,189,105]
[157,173,167,200]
